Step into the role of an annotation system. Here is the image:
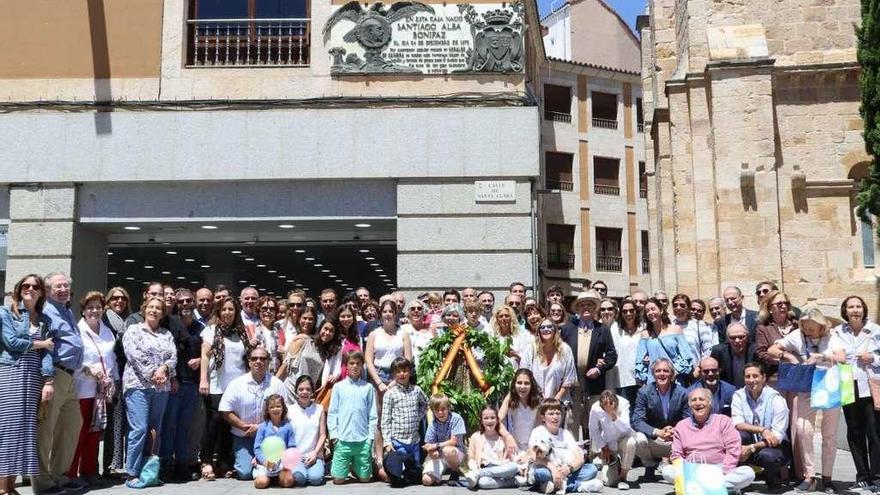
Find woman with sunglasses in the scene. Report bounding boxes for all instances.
[606,300,642,415]
[101,286,132,477]
[547,302,568,326]
[401,300,434,367]
[768,307,844,493]
[670,294,717,372]
[517,318,577,436]
[634,297,694,387]
[598,299,618,331]
[278,291,306,356]
[254,296,280,373]
[0,275,55,495]
[754,290,799,384]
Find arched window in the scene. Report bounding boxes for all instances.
[187,0,311,67]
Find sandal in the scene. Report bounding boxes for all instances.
[200,464,216,481]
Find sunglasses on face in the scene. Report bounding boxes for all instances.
[600,307,615,312]
[409,307,423,312]
[260,306,276,312]
[178,298,193,304]
[249,356,269,362]
[289,302,304,307]
[109,295,127,301]
[772,301,790,308]
[621,309,636,314]
[701,368,719,374]
[538,324,555,332]
[20,283,42,291]
[672,302,688,309]
[729,335,747,341]
[757,288,771,295]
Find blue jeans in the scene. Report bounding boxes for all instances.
[534,463,598,493]
[160,382,199,464]
[232,435,256,480]
[124,388,169,477]
[292,457,326,486]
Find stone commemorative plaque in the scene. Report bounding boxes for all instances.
[323,1,524,75]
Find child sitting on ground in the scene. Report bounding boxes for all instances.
[422,393,467,486]
[253,394,297,489]
[527,398,602,493]
[465,406,520,490]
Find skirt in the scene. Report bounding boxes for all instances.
[0,351,42,476]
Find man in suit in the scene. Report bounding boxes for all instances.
[687,357,737,416]
[632,358,690,481]
[710,323,755,388]
[713,286,759,343]
[561,289,618,442]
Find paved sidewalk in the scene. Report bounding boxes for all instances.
[14,447,863,495]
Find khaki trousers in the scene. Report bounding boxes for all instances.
[567,393,601,442]
[32,369,82,492]
[634,432,672,468]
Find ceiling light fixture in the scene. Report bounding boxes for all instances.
[359,249,370,253]
[314,264,323,267]
[365,257,375,261]
[107,251,114,256]
[166,250,177,255]
[161,271,170,275]
[124,226,141,231]
[354,223,371,228]
[201,225,218,230]
[124,259,135,263]
[177,276,186,280]
[125,276,135,280]
[321,269,330,273]
[239,280,248,283]
[370,263,379,267]
[305,257,315,261]
[200,265,210,268]
[278,275,287,279]
[231,250,242,254]
[184,258,195,262]
[144,265,154,269]
[268,270,277,273]
[256,264,266,268]
[278,224,295,229]
[108,271,117,275]
[295,249,306,253]
[245,258,255,262]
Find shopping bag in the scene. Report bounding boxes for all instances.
[839,363,856,406]
[674,459,726,495]
[776,363,815,393]
[811,366,842,409]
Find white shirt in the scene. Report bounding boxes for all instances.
[74,319,119,399]
[201,325,248,394]
[528,425,578,466]
[776,329,834,368]
[830,321,880,398]
[518,343,576,400]
[731,386,789,442]
[505,404,537,453]
[607,325,642,388]
[219,372,286,437]
[288,401,324,457]
[588,396,633,452]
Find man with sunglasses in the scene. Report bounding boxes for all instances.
[161,289,205,482]
[219,347,286,480]
[686,357,735,416]
[710,323,756,388]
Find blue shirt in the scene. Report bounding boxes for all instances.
[0,305,54,376]
[43,298,83,372]
[254,420,297,464]
[425,411,467,451]
[658,388,671,420]
[327,376,377,442]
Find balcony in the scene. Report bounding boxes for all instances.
[642,257,650,274]
[545,111,572,123]
[187,18,310,67]
[546,179,574,191]
[596,255,622,272]
[637,122,645,133]
[594,184,620,196]
[547,253,576,270]
[639,185,648,199]
[592,118,618,130]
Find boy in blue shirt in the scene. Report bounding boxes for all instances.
[422,393,467,486]
[328,350,377,484]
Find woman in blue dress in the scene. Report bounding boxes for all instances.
[634,297,694,386]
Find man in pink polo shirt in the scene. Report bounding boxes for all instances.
[661,388,755,493]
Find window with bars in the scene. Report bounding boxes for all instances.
[545,152,574,191]
[546,224,575,269]
[595,227,622,272]
[187,0,311,67]
[591,92,618,129]
[544,84,572,123]
[594,157,620,196]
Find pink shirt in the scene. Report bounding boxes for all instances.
[671,414,741,474]
[339,338,362,380]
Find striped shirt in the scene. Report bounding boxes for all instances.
[219,372,287,437]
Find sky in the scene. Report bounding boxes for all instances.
[536,0,646,34]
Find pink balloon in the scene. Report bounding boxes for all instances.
[281,448,302,471]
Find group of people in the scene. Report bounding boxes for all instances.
[1,273,879,495]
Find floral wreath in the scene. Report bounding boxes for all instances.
[416,324,515,429]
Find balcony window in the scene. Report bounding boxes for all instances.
[638,161,648,199]
[636,97,644,133]
[544,84,572,123]
[545,152,574,191]
[591,92,618,129]
[594,157,620,196]
[641,230,650,274]
[596,227,622,272]
[187,0,310,67]
[547,224,575,270]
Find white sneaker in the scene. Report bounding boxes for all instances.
[576,479,603,492]
[616,481,630,490]
[514,475,528,487]
[464,470,479,490]
[542,481,556,494]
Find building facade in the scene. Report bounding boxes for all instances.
[0,0,544,302]
[537,0,649,299]
[639,0,879,312]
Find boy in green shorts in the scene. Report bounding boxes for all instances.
[327,350,378,484]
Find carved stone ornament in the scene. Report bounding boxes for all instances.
[456,2,524,73]
[324,1,436,74]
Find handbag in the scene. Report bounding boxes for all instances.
[776,363,815,393]
[84,330,114,432]
[672,457,726,495]
[811,363,856,409]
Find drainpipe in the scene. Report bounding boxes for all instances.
[530,178,540,295]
